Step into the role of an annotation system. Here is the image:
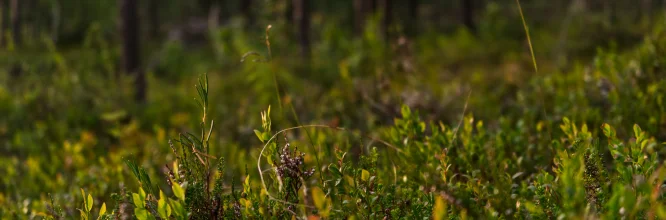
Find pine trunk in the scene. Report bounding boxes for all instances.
[241,0,253,27]
[293,0,310,59]
[148,0,159,39]
[119,0,145,102]
[0,0,4,47]
[353,0,372,36]
[9,0,18,44]
[462,0,475,33]
[379,0,392,42]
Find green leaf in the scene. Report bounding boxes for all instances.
[243,175,251,193]
[433,196,447,220]
[656,204,666,219]
[157,190,169,219]
[135,208,149,220]
[521,201,543,214]
[139,188,146,200]
[172,182,186,201]
[312,187,326,209]
[101,110,127,121]
[86,194,93,212]
[80,188,86,202]
[98,203,106,219]
[166,202,172,218]
[328,164,342,177]
[254,130,264,142]
[169,198,186,219]
[132,193,145,209]
[79,209,89,220]
[602,123,614,138]
[634,124,642,139]
[401,105,411,118]
[80,188,87,210]
[266,155,274,165]
[361,169,370,182]
[311,187,330,217]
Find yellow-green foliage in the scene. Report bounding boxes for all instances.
[2,3,666,219]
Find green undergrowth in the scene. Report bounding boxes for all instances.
[2,6,666,220]
[59,52,666,218]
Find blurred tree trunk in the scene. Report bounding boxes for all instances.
[642,0,652,21]
[50,0,60,43]
[293,0,310,59]
[23,0,33,42]
[371,0,378,13]
[604,0,616,25]
[241,0,253,27]
[119,0,145,102]
[408,0,418,20]
[9,0,18,44]
[353,0,372,35]
[462,0,475,33]
[284,0,294,40]
[0,0,4,48]
[148,0,159,39]
[407,0,419,35]
[285,0,293,24]
[378,0,391,42]
[208,3,220,30]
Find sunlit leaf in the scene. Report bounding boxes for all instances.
[86,194,93,212]
[132,193,144,209]
[634,124,642,139]
[135,208,149,220]
[98,203,106,219]
[433,196,447,220]
[311,187,330,217]
[79,209,88,220]
[361,169,370,182]
[158,190,169,218]
[172,182,186,201]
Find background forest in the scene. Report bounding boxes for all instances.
[2,0,666,219]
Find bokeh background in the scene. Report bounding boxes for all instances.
[1,0,666,218]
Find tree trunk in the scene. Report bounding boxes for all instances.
[208,3,220,31]
[50,0,60,43]
[285,0,293,24]
[462,0,475,33]
[353,0,372,36]
[119,0,145,102]
[148,0,159,39]
[642,0,652,21]
[23,0,33,42]
[407,0,419,36]
[378,0,391,42]
[0,0,5,48]
[241,0,253,27]
[9,0,18,44]
[408,0,419,21]
[293,0,310,59]
[371,0,378,13]
[604,0,616,25]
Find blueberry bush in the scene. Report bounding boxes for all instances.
[2,0,666,219]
